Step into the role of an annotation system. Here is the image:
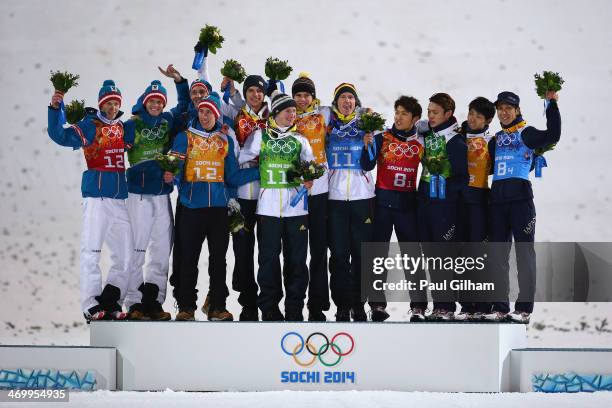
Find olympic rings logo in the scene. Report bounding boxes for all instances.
[141,127,165,141]
[281,332,355,367]
[266,138,297,154]
[467,139,484,152]
[239,118,266,133]
[296,117,320,132]
[192,136,224,151]
[424,136,443,151]
[497,133,518,147]
[101,125,122,139]
[388,143,420,158]
[331,127,360,139]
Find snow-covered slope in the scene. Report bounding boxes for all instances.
[0,0,611,347]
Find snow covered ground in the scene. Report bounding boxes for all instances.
[1,0,611,403]
[51,389,612,408]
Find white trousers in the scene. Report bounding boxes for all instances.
[126,193,173,306]
[80,197,133,313]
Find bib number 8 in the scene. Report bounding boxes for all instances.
[393,173,407,187]
[497,161,514,176]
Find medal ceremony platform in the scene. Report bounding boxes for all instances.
[1,321,611,393]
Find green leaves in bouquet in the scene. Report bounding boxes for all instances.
[534,143,556,156]
[287,160,326,184]
[65,99,86,124]
[534,71,564,98]
[221,59,247,83]
[50,70,80,94]
[198,25,225,54]
[358,112,386,133]
[265,57,292,81]
[154,154,181,175]
[424,155,447,175]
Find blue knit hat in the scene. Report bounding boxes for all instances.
[197,92,221,120]
[190,78,213,94]
[98,79,122,108]
[143,80,167,107]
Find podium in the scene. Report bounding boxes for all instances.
[90,321,526,392]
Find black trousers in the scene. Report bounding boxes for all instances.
[173,206,230,311]
[488,199,537,314]
[306,193,330,312]
[368,203,424,309]
[328,198,374,309]
[257,215,309,313]
[457,200,491,313]
[231,198,258,309]
[417,199,460,311]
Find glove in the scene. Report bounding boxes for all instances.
[228,198,241,212]
[266,79,277,97]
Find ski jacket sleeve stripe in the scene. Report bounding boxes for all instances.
[47,106,94,149]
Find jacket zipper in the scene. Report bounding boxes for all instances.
[346,170,351,201]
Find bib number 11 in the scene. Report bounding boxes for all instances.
[331,152,353,167]
[267,170,287,185]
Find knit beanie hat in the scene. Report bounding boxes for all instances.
[292,72,316,97]
[98,80,122,108]
[243,75,266,96]
[190,78,213,94]
[142,80,167,107]
[332,82,361,107]
[270,90,297,118]
[197,92,221,121]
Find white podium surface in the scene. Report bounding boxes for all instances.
[90,321,526,392]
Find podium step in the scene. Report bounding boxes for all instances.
[90,321,526,392]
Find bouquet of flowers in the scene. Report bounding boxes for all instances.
[534,71,564,99]
[228,198,247,234]
[220,59,247,102]
[50,70,80,124]
[265,57,292,94]
[358,111,386,160]
[50,70,79,94]
[65,99,86,124]
[288,160,326,209]
[154,153,181,175]
[265,57,292,81]
[192,24,225,69]
[221,59,247,83]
